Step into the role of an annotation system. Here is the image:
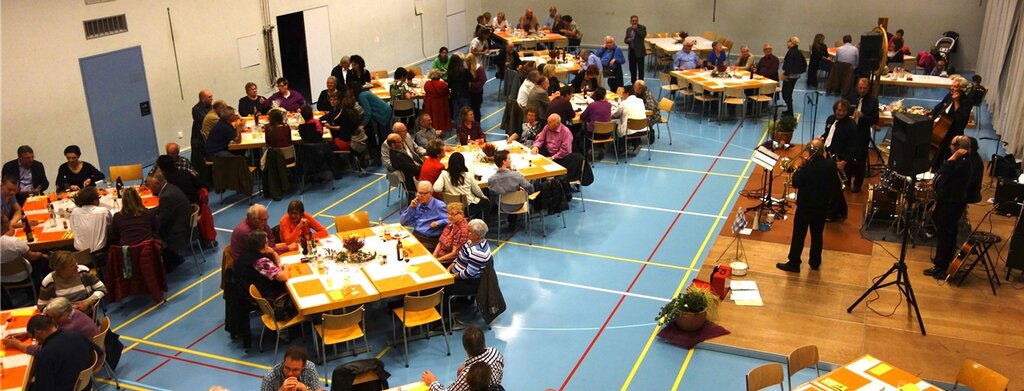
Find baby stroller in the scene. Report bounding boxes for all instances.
[934,31,959,62]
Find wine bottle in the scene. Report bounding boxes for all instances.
[22,216,34,242]
[396,236,404,262]
[115,176,124,199]
[300,232,309,256]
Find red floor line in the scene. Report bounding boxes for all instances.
[132,348,264,379]
[558,121,745,390]
[135,323,226,382]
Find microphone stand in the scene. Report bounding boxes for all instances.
[848,175,926,335]
[802,89,821,143]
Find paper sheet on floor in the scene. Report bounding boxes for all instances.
[730,280,763,306]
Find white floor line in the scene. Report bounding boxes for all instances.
[496,271,670,303]
[576,197,726,219]
[490,323,659,332]
[210,192,259,216]
[215,227,233,233]
[647,148,750,162]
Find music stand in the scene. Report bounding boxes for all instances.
[752,146,781,217]
[848,175,926,335]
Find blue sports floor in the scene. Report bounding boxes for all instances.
[89,56,994,390]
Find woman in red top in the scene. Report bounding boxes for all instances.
[456,106,485,145]
[423,69,452,132]
[419,140,447,195]
[432,202,469,264]
[278,200,327,245]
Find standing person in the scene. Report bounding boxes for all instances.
[807,33,830,87]
[422,325,505,391]
[448,55,472,126]
[467,53,487,122]
[55,145,105,192]
[346,55,372,88]
[147,172,192,269]
[2,145,48,204]
[330,56,351,93]
[821,99,858,221]
[432,47,451,80]
[22,315,102,391]
[238,82,267,117]
[924,136,973,280]
[781,36,806,116]
[260,346,323,391]
[355,80,395,159]
[596,36,626,91]
[423,69,452,132]
[776,139,840,273]
[264,77,306,112]
[929,76,973,169]
[624,15,647,84]
[846,78,879,193]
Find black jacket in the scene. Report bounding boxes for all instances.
[823,115,860,162]
[389,148,421,192]
[31,329,102,391]
[792,155,839,210]
[624,24,648,57]
[2,159,48,194]
[782,46,807,78]
[846,93,879,153]
[935,155,971,204]
[156,182,191,251]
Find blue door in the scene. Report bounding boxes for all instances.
[80,46,158,176]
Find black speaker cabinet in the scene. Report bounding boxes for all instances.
[995,179,1024,216]
[859,32,884,71]
[889,112,931,176]
[1005,210,1024,275]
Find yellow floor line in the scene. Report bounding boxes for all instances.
[312,176,384,217]
[112,269,222,333]
[481,107,505,122]
[121,335,271,371]
[375,345,393,359]
[95,378,151,391]
[124,291,223,353]
[497,240,699,272]
[627,163,747,178]
[620,127,766,390]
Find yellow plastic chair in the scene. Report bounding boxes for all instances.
[747,363,785,391]
[786,345,820,390]
[109,164,143,183]
[953,359,1009,391]
[250,284,307,359]
[75,351,99,391]
[371,70,388,79]
[92,316,120,389]
[587,121,618,164]
[391,289,450,367]
[334,211,370,233]
[624,118,651,162]
[496,189,542,244]
[655,97,675,145]
[315,306,369,378]
[723,86,747,121]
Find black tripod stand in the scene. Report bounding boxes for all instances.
[847,175,926,335]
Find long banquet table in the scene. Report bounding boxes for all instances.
[646,36,722,55]
[492,30,567,46]
[439,140,567,189]
[16,187,159,251]
[1,307,38,391]
[794,354,941,391]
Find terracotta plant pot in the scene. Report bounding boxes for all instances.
[673,309,708,332]
[773,131,794,145]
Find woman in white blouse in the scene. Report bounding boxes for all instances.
[433,152,490,217]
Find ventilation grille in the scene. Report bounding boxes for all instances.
[84,14,128,39]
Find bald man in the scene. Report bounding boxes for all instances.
[777,139,840,273]
[532,114,573,160]
[192,90,213,140]
[381,123,424,170]
[386,133,422,194]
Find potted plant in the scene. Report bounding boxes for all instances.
[769,114,798,145]
[656,285,720,331]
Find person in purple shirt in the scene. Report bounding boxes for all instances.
[263,77,306,112]
[400,181,449,252]
[229,204,292,260]
[2,297,98,355]
[532,113,574,160]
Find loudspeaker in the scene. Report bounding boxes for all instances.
[1005,210,1024,274]
[995,179,1024,216]
[889,112,931,176]
[859,32,884,71]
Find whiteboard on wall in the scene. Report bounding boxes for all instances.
[237,34,261,68]
[446,0,465,16]
[304,6,332,93]
[446,12,466,49]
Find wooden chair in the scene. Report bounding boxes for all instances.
[587,121,618,164]
[315,305,369,379]
[722,86,747,121]
[690,81,717,122]
[702,31,716,41]
[786,345,820,390]
[74,351,99,391]
[0,257,36,301]
[953,359,1009,391]
[405,65,422,76]
[393,99,416,124]
[109,164,143,183]
[441,193,472,217]
[658,72,680,100]
[723,39,734,55]
[188,204,207,273]
[334,211,370,233]
[391,289,450,367]
[92,316,120,389]
[749,84,776,116]
[520,40,537,50]
[496,189,542,244]
[655,97,674,145]
[747,363,785,391]
[72,249,95,269]
[249,284,307,359]
[624,118,651,162]
[371,69,388,79]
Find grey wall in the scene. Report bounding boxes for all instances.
[482,1,984,69]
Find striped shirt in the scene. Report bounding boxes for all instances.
[451,239,491,280]
[429,347,505,391]
[37,265,106,309]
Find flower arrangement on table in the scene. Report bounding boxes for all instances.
[480,142,498,163]
[340,234,376,263]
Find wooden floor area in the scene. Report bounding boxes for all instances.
[700,162,1024,386]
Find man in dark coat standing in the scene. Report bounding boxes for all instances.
[846,77,879,193]
[777,139,840,273]
[624,15,647,84]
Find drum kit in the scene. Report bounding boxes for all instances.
[864,168,936,239]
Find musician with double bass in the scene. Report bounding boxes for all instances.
[924,135,973,280]
[929,75,973,169]
[777,139,841,273]
[821,99,859,221]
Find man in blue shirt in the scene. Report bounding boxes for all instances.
[400,180,449,251]
[580,49,602,74]
[672,40,699,71]
[595,36,626,91]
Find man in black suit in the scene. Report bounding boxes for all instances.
[2,145,48,205]
[821,99,859,220]
[924,135,974,279]
[846,78,879,193]
[624,15,647,84]
[386,133,422,198]
[147,172,191,270]
[777,139,840,273]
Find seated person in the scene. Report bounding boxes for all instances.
[263,77,306,112]
[704,41,728,68]
[238,81,267,117]
[37,251,106,314]
[279,200,328,245]
[422,325,505,390]
[456,107,486,145]
[69,187,110,260]
[755,44,780,81]
[419,140,447,187]
[547,86,576,127]
[433,152,490,218]
[109,187,159,246]
[386,133,423,194]
[235,230,290,303]
[580,87,612,136]
[400,181,448,251]
[230,204,291,260]
[323,93,371,169]
[672,39,700,71]
[204,105,243,157]
[316,76,340,112]
[415,113,443,147]
[612,85,648,154]
[22,315,101,391]
[433,202,470,264]
[735,45,755,70]
[532,114,573,161]
[2,297,99,355]
[0,215,49,291]
[147,172,191,269]
[297,105,324,143]
[446,219,491,296]
[55,145,105,192]
[2,145,49,204]
[507,107,543,146]
[260,346,322,391]
[487,151,534,228]
[570,65,600,96]
[2,175,26,227]
[156,155,206,204]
